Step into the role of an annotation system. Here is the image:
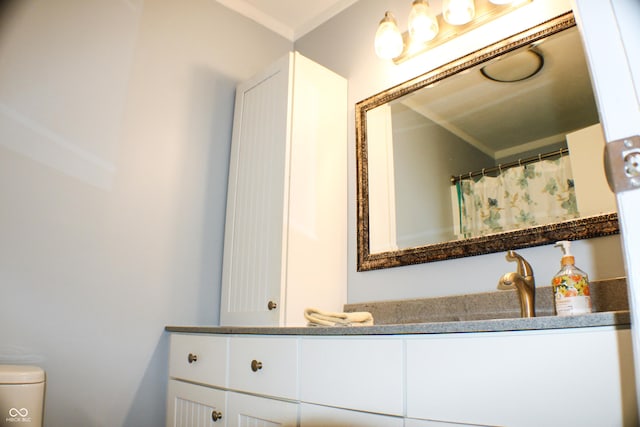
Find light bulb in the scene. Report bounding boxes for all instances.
[374,12,403,60]
[442,0,475,25]
[408,0,439,44]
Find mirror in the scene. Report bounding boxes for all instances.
[356,12,619,271]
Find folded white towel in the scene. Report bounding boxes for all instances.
[304,307,374,327]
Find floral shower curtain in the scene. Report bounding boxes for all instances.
[455,155,579,238]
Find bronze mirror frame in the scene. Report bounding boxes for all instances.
[356,12,618,272]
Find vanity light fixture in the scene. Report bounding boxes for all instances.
[408,0,439,44]
[442,0,475,25]
[374,11,403,60]
[374,0,532,64]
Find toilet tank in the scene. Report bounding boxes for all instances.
[0,365,45,427]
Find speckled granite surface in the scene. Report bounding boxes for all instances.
[344,277,628,324]
[165,278,629,336]
[165,310,630,336]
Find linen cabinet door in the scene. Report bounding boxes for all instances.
[300,403,403,426]
[220,53,291,327]
[226,391,298,427]
[167,380,226,427]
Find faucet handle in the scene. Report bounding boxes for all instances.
[498,272,518,291]
[505,250,533,278]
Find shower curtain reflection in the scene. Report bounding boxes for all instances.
[455,156,579,238]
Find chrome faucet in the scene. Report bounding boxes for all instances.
[498,250,535,318]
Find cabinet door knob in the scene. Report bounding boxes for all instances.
[211,411,223,422]
[267,301,277,310]
[251,359,263,372]
[187,353,198,364]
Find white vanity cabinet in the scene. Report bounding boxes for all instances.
[167,334,300,427]
[228,336,298,400]
[227,391,298,427]
[406,327,637,427]
[167,326,637,427]
[220,51,347,327]
[167,380,226,426]
[169,333,228,386]
[168,381,298,427]
[167,334,229,426]
[298,336,404,416]
[299,403,404,426]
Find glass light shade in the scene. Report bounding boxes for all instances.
[442,0,475,25]
[408,0,439,44]
[488,0,515,4]
[374,12,403,60]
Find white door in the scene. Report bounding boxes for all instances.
[220,53,292,326]
[226,392,298,427]
[166,380,227,427]
[573,0,640,409]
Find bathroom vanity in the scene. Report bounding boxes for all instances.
[195,6,638,427]
[166,313,637,427]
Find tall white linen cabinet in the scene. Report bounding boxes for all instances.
[220,52,348,326]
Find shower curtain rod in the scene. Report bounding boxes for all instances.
[450,147,569,184]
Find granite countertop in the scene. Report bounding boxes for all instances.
[343,278,629,325]
[167,278,630,336]
[166,310,630,336]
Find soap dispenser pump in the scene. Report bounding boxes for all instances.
[552,240,592,316]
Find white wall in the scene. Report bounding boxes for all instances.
[295,0,626,302]
[391,105,494,246]
[0,0,290,426]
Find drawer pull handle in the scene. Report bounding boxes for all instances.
[251,359,263,372]
[268,301,277,310]
[211,411,223,422]
[187,353,198,364]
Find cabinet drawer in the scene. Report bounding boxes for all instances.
[228,336,298,399]
[169,334,228,387]
[299,337,403,416]
[167,380,226,427]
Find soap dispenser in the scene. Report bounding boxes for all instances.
[552,240,592,316]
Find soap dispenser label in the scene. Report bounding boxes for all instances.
[552,274,592,316]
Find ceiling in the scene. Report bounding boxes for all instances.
[215,0,358,41]
[398,27,599,161]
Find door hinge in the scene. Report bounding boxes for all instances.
[604,135,640,194]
